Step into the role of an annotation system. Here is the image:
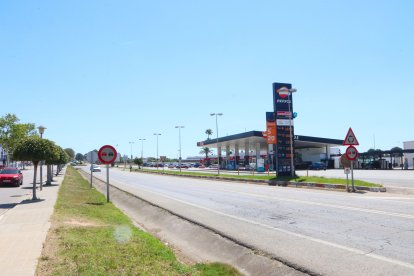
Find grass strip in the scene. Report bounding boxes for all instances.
[36,166,240,276]
[128,168,381,188]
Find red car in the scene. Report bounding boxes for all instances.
[0,167,23,187]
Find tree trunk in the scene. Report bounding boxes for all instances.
[51,165,54,182]
[32,162,38,200]
[45,165,51,185]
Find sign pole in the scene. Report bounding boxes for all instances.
[346,170,349,192]
[90,166,93,189]
[106,164,110,202]
[351,161,355,192]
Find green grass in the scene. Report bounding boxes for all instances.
[37,166,240,276]
[133,168,381,188]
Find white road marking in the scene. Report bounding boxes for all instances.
[124,184,414,271]
[223,190,414,219]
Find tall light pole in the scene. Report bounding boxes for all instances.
[175,126,184,172]
[277,87,297,177]
[37,125,46,191]
[153,133,161,170]
[210,113,223,175]
[129,142,135,160]
[139,138,146,164]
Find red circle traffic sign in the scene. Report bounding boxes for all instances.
[98,145,117,164]
[345,145,358,161]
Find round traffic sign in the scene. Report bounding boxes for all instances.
[98,145,117,164]
[345,145,358,161]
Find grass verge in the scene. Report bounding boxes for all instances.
[127,168,381,188]
[36,166,240,275]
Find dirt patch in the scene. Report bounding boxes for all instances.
[36,225,60,276]
[63,218,104,227]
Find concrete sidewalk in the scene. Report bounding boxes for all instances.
[0,168,66,276]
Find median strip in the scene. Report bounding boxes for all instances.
[36,166,240,275]
[122,167,384,192]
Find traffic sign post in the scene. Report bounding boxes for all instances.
[343,128,359,146]
[343,128,359,193]
[98,145,117,202]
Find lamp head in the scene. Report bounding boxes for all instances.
[37,125,46,134]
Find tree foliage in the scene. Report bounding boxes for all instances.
[64,148,75,159]
[133,157,143,166]
[199,147,212,158]
[0,113,36,154]
[75,153,84,161]
[205,129,213,140]
[12,137,58,165]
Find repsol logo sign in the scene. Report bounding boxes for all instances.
[277,99,291,104]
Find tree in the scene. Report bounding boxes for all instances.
[0,113,36,165]
[133,157,143,169]
[199,147,212,158]
[205,129,213,140]
[75,153,84,161]
[13,137,59,200]
[64,148,75,159]
[44,143,61,186]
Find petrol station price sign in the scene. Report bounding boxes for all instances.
[98,145,117,164]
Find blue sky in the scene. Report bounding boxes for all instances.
[1,1,413,159]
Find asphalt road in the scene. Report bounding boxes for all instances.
[81,166,414,275]
[0,166,36,216]
[136,165,414,190]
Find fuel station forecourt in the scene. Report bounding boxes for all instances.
[197,82,344,174]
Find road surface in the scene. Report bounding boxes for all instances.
[81,166,414,275]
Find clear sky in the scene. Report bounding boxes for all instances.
[1,1,413,159]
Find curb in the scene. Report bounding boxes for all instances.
[127,169,386,193]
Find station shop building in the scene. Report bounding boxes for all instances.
[197,131,343,171]
[197,82,343,175]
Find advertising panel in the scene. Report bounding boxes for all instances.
[273,83,295,176]
[265,112,276,144]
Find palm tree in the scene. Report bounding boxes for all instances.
[205,129,213,140]
[199,147,212,158]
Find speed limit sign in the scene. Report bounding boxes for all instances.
[345,145,358,161]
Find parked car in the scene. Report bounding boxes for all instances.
[176,164,189,169]
[0,167,23,187]
[308,162,327,170]
[90,164,102,172]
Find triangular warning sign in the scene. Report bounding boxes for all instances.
[343,128,359,146]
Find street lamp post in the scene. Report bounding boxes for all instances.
[175,126,184,172]
[129,142,135,160]
[210,113,223,175]
[37,125,46,191]
[153,133,161,170]
[139,138,146,167]
[277,87,297,177]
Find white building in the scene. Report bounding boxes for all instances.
[403,141,414,169]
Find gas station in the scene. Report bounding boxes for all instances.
[197,82,343,175]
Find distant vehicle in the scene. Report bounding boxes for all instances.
[209,164,218,169]
[176,164,189,169]
[308,162,327,170]
[90,164,101,172]
[0,168,23,187]
[168,164,175,169]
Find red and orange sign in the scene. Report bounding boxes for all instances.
[265,120,277,144]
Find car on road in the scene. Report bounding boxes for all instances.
[0,167,23,187]
[90,164,102,172]
[308,162,327,170]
